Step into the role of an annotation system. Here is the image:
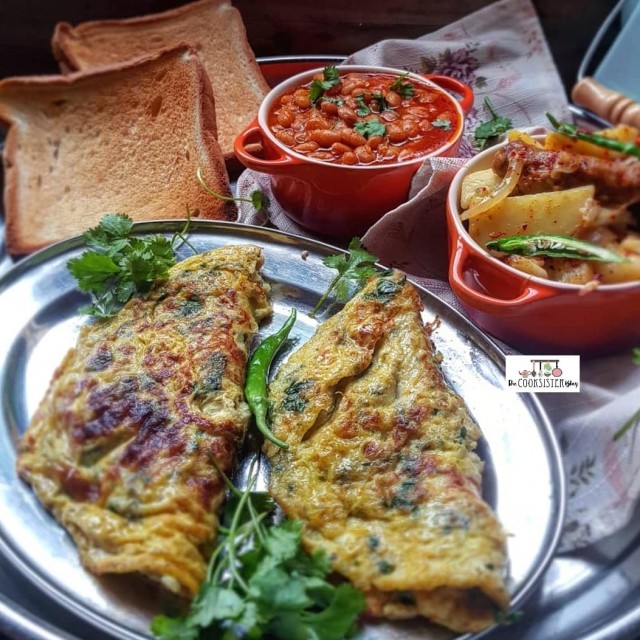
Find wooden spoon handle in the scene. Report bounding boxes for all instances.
[572,77,640,129]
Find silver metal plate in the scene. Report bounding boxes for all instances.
[0,221,563,640]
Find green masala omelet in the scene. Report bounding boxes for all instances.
[17,245,271,597]
[266,270,509,633]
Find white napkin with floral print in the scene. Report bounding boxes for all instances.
[236,0,640,552]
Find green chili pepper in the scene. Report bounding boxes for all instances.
[546,113,640,158]
[486,233,628,263]
[244,308,297,450]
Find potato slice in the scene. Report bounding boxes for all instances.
[594,255,640,283]
[469,185,595,249]
[460,168,500,209]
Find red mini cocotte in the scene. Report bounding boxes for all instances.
[235,65,473,238]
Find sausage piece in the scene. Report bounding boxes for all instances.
[493,141,640,206]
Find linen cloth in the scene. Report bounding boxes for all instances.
[237,0,640,551]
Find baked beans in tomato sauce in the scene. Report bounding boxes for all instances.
[267,68,460,166]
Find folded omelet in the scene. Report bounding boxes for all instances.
[17,245,271,597]
[266,270,509,633]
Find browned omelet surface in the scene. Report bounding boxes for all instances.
[17,245,271,597]
[266,270,509,633]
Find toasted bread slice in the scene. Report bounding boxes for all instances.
[52,0,269,165]
[0,44,235,255]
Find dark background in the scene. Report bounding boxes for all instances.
[0,0,617,91]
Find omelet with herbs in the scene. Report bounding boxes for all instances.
[17,245,271,597]
[266,270,509,633]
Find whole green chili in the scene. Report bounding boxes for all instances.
[546,113,640,158]
[244,308,297,449]
[486,233,627,263]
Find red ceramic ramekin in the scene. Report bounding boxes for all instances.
[446,137,640,357]
[235,65,473,238]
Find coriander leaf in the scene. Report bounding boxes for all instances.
[263,519,302,562]
[634,347,640,366]
[150,615,197,640]
[474,98,513,150]
[251,190,269,211]
[67,253,120,291]
[354,94,370,117]
[250,566,313,611]
[431,118,451,130]
[67,214,179,317]
[310,238,379,318]
[267,584,366,640]
[389,72,415,98]
[353,119,386,139]
[309,66,341,104]
[189,587,245,627]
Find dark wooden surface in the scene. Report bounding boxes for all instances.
[0,0,616,90]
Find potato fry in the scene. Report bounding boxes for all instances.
[469,185,595,249]
[507,130,544,148]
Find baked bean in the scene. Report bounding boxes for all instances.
[407,106,431,118]
[387,124,407,143]
[355,145,376,164]
[294,93,311,109]
[341,152,358,165]
[385,91,402,107]
[397,149,415,162]
[277,108,294,127]
[309,129,342,146]
[380,111,400,122]
[367,135,383,150]
[320,100,339,115]
[340,128,367,148]
[295,141,319,153]
[309,151,335,160]
[275,130,296,146]
[305,117,331,131]
[401,119,419,138]
[337,105,358,125]
[331,142,352,155]
[267,70,460,166]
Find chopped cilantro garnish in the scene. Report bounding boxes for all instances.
[309,66,341,104]
[431,118,451,130]
[353,119,386,139]
[389,72,415,98]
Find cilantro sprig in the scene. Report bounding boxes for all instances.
[309,238,379,318]
[432,118,452,130]
[309,66,341,104]
[474,98,513,150]
[196,167,268,215]
[353,119,386,139]
[389,72,415,98]
[151,460,365,640]
[67,214,188,318]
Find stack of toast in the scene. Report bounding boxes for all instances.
[0,0,269,255]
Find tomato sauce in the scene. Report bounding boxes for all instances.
[267,70,460,166]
